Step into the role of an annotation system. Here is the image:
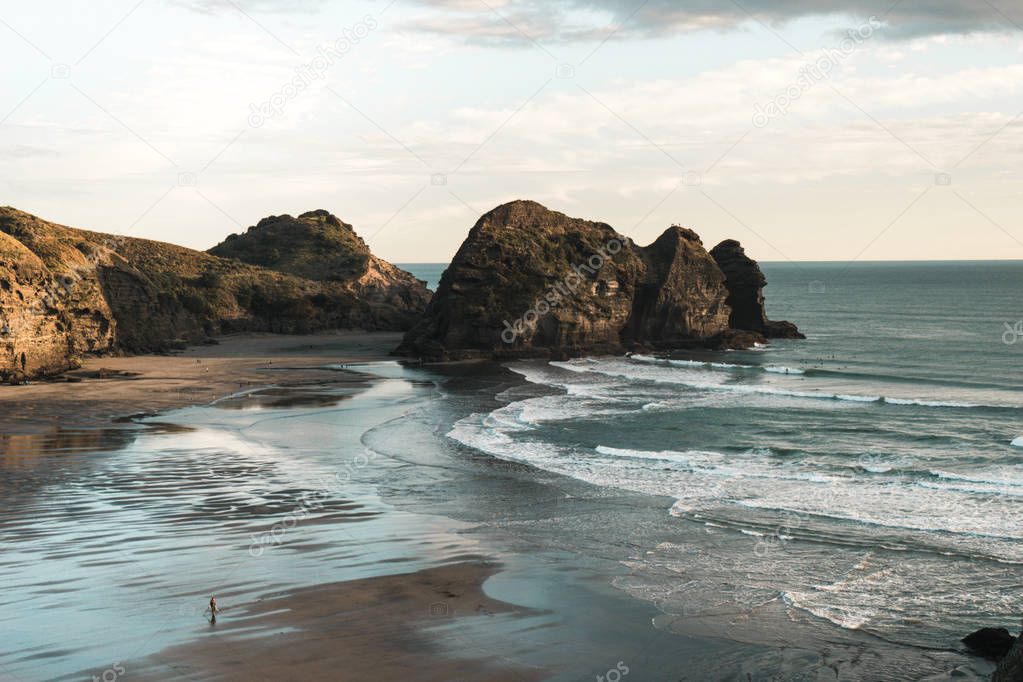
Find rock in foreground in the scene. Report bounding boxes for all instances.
[962,627,1016,661]
[994,630,1023,681]
[397,200,800,361]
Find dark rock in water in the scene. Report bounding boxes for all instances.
[993,629,1023,680]
[397,200,799,361]
[962,627,1015,660]
[710,239,804,339]
[398,200,644,361]
[622,226,731,346]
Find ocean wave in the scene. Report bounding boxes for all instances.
[764,365,805,375]
[737,496,1023,542]
[883,397,978,408]
[553,358,994,410]
[454,404,1023,553]
[595,445,834,484]
[782,591,870,630]
[628,354,753,370]
[1012,436,1023,447]
[927,467,1023,488]
[835,394,881,403]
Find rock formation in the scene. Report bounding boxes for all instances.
[710,239,805,339]
[209,209,430,327]
[624,226,732,345]
[0,207,425,381]
[993,629,1023,681]
[962,627,1016,660]
[397,200,801,361]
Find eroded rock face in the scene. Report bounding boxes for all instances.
[397,200,787,360]
[0,207,408,379]
[208,210,430,328]
[710,239,804,339]
[624,226,731,346]
[398,201,643,359]
[0,230,116,380]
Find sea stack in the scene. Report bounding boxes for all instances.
[710,239,805,340]
[397,200,801,361]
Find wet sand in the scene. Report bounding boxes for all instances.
[129,562,542,682]
[0,331,403,435]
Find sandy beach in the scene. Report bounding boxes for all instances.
[0,331,404,436]
[0,342,564,682]
[1,327,1003,681]
[130,562,542,681]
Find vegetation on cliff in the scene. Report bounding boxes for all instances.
[208,209,430,324]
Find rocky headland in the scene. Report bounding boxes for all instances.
[1,200,802,379]
[397,200,801,361]
[209,209,430,327]
[0,207,428,381]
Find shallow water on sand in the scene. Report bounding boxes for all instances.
[0,370,495,680]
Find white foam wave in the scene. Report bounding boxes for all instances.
[764,365,805,375]
[883,397,978,408]
[1012,436,1023,448]
[628,354,753,370]
[552,358,990,410]
[928,467,1023,488]
[782,591,870,630]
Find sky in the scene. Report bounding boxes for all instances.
[1,0,1022,263]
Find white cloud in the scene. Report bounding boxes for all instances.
[401,0,1023,44]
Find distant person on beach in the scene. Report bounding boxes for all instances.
[209,596,219,623]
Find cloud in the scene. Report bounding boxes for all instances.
[1,145,60,159]
[400,0,1023,44]
[169,0,328,14]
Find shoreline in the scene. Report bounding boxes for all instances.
[126,562,545,682]
[0,331,405,437]
[2,339,1002,680]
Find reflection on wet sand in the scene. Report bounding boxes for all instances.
[0,373,507,681]
[212,385,368,411]
[0,427,143,503]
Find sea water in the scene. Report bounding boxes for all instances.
[425,261,1023,669]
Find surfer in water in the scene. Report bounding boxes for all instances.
[208,596,219,624]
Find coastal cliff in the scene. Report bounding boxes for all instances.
[0,207,425,381]
[397,200,800,360]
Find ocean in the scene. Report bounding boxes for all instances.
[1,261,1018,680]
[400,260,1023,674]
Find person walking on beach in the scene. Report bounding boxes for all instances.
[209,595,219,624]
